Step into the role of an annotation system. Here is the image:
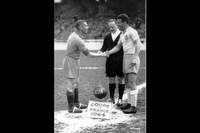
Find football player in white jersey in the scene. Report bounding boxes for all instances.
[106,14,143,114]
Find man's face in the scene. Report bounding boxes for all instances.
[80,21,89,34]
[108,21,117,33]
[117,19,125,31]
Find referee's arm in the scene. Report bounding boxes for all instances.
[100,36,108,52]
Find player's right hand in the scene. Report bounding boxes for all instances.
[105,51,110,57]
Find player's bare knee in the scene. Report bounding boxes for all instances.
[131,82,137,90]
[72,81,79,89]
[130,85,136,91]
[126,83,131,90]
[126,81,136,90]
[66,88,73,92]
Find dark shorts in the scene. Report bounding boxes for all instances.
[105,58,124,78]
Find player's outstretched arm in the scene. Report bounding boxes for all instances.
[107,43,121,57]
[106,39,122,57]
[87,51,107,57]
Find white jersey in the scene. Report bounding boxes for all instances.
[118,26,142,54]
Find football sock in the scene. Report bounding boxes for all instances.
[109,84,116,100]
[66,89,74,112]
[74,88,79,106]
[130,90,138,107]
[118,84,125,100]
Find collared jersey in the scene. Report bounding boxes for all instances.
[118,26,142,54]
[65,32,89,60]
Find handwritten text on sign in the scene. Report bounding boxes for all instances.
[87,100,112,119]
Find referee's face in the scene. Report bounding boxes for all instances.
[108,22,117,33]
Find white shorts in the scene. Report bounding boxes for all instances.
[123,54,140,74]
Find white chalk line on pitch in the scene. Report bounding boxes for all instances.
[54,67,146,70]
[54,67,104,70]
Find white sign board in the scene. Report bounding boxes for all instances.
[87,100,112,119]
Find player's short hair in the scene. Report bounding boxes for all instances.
[117,13,129,23]
[75,19,86,30]
[108,19,116,23]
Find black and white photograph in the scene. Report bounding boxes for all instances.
[54,0,146,132]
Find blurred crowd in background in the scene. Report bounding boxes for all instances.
[54,0,145,40]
